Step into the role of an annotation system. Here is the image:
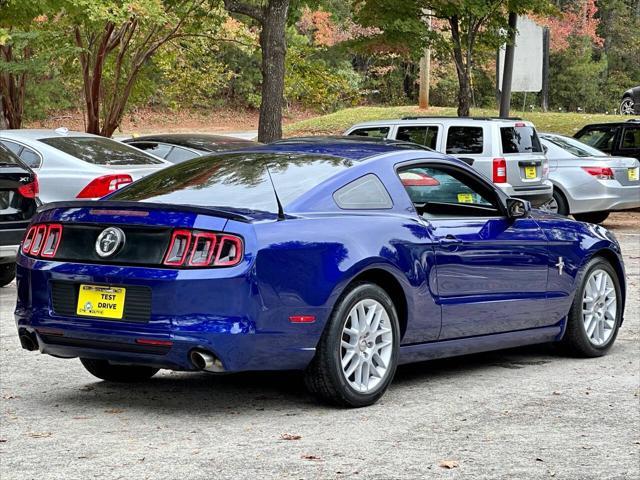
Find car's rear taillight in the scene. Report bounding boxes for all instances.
[163,229,243,268]
[492,158,507,183]
[18,176,39,198]
[76,174,133,198]
[582,166,614,180]
[21,223,64,258]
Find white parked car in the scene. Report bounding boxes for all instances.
[0,129,172,203]
[345,117,553,206]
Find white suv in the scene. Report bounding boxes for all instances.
[345,116,553,206]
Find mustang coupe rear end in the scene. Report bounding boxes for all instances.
[15,139,626,407]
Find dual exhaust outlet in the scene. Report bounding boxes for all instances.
[189,349,224,373]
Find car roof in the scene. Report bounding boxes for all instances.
[124,133,255,151]
[0,128,98,141]
[253,136,432,161]
[349,117,534,128]
[576,119,640,129]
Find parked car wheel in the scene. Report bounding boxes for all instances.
[541,188,570,216]
[0,263,16,287]
[80,358,159,382]
[573,211,610,224]
[304,282,400,407]
[620,97,635,115]
[559,257,621,357]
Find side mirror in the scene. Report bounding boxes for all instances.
[542,145,548,154]
[506,197,531,218]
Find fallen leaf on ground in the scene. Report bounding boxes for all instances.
[438,460,459,469]
[28,432,52,438]
[301,454,322,461]
[281,433,302,441]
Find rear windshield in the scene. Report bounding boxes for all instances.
[500,126,542,154]
[39,136,165,166]
[0,143,21,165]
[110,153,353,214]
[543,135,606,157]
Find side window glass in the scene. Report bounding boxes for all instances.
[129,142,172,159]
[621,128,640,149]
[446,127,484,154]
[0,140,22,155]
[576,128,616,152]
[19,147,42,168]
[165,146,199,163]
[396,126,438,149]
[348,127,389,139]
[398,165,499,217]
[333,174,393,210]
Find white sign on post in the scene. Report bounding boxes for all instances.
[498,16,544,92]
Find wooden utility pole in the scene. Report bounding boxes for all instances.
[499,12,518,118]
[418,10,432,109]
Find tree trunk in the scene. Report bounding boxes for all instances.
[0,45,25,129]
[257,0,288,143]
[449,17,471,117]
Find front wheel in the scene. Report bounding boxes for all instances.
[80,358,159,382]
[620,97,635,115]
[559,257,622,357]
[304,282,400,407]
[573,211,609,224]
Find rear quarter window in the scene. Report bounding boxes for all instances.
[333,174,393,210]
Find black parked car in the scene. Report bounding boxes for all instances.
[620,86,640,115]
[123,133,257,163]
[0,143,39,286]
[574,119,640,161]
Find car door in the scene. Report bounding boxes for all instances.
[397,162,550,339]
[617,125,640,160]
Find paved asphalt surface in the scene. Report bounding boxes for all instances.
[1,213,638,479]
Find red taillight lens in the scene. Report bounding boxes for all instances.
[163,230,243,268]
[22,223,64,258]
[40,224,63,258]
[22,226,37,253]
[214,235,243,267]
[29,224,48,255]
[163,230,192,266]
[582,166,614,180]
[188,232,217,266]
[492,158,507,183]
[76,174,133,198]
[18,176,39,198]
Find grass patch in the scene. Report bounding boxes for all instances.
[284,105,631,137]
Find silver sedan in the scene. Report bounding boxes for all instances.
[0,129,171,203]
[540,133,640,223]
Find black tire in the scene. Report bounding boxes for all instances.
[80,358,159,382]
[552,188,570,216]
[573,211,610,224]
[558,257,622,357]
[0,263,16,287]
[620,97,634,115]
[304,282,400,408]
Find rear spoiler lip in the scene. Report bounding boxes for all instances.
[36,200,253,223]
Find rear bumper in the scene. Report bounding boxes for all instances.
[499,182,553,207]
[0,245,18,263]
[562,180,640,214]
[14,258,325,372]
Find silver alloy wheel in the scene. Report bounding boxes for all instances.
[540,197,559,214]
[620,98,634,115]
[582,269,617,346]
[340,299,393,393]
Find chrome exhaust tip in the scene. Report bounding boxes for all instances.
[189,350,224,373]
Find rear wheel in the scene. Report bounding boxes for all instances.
[559,257,622,357]
[0,263,16,287]
[542,188,570,216]
[304,282,400,407]
[80,358,159,382]
[620,97,635,115]
[573,211,610,224]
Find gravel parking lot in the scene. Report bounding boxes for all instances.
[1,213,638,480]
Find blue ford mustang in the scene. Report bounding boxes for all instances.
[14,137,626,407]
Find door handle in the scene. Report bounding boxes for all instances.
[439,234,462,249]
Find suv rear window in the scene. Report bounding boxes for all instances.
[500,126,542,153]
[446,127,483,154]
[40,137,165,166]
[110,153,352,214]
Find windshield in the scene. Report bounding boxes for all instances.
[109,153,353,214]
[500,126,542,153]
[543,135,607,157]
[39,136,165,166]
